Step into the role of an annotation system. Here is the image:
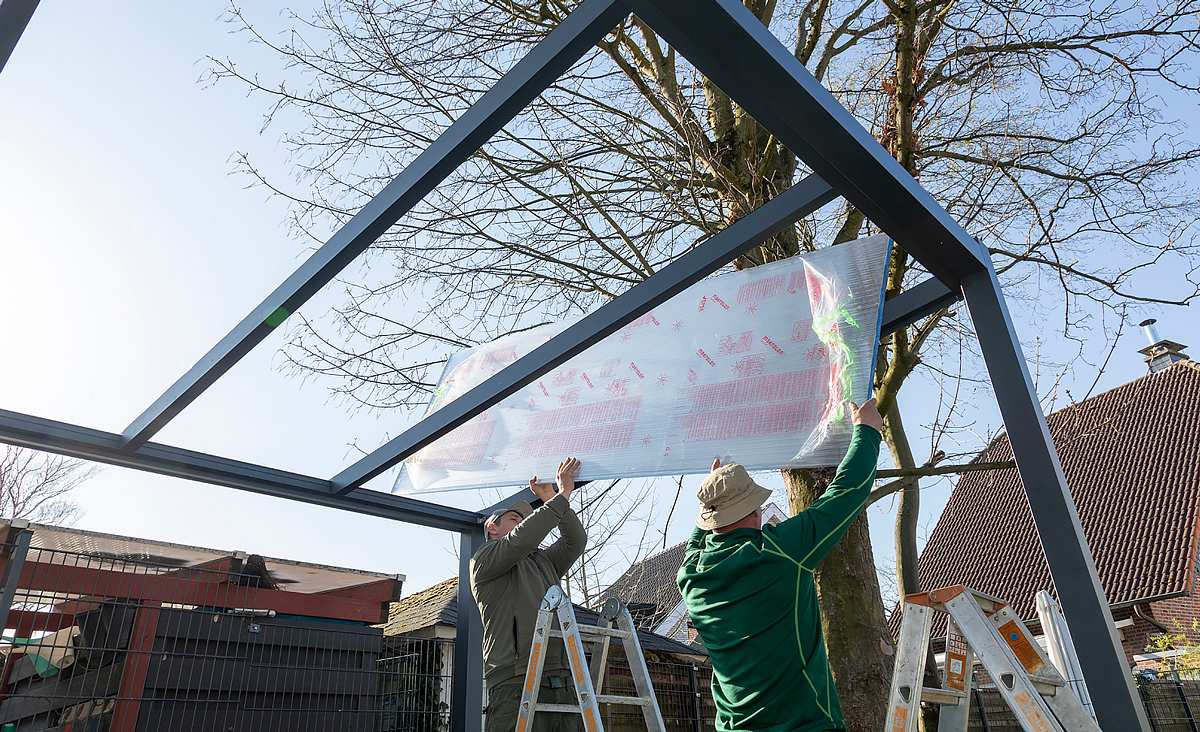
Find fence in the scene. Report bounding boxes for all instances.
[371,638,716,732]
[961,681,1200,731]
[598,656,715,732]
[0,533,398,730]
[378,636,454,732]
[0,525,715,731]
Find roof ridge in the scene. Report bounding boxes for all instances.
[967,360,1199,459]
[1048,358,1200,411]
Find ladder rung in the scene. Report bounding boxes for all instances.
[1030,673,1065,688]
[551,627,632,640]
[535,703,582,714]
[921,688,967,705]
[597,694,650,706]
[967,588,1006,613]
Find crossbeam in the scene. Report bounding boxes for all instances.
[118,0,629,451]
[880,277,960,336]
[0,408,480,533]
[331,173,839,493]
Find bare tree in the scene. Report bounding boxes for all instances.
[560,479,663,608]
[210,0,1200,725]
[0,446,93,525]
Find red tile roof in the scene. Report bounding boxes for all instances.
[912,361,1200,624]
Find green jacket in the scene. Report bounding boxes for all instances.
[677,425,882,732]
[470,493,586,685]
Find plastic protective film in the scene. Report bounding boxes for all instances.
[394,234,890,494]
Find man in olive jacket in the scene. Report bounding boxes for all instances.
[471,457,587,732]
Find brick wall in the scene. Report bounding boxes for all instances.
[1151,584,1200,643]
[1120,570,1200,667]
[1116,607,1162,662]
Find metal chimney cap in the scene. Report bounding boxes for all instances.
[1138,318,1157,328]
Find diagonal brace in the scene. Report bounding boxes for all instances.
[881,277,960,336]
[119,0,630,451]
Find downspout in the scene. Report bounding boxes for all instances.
[1134,604,1170,635]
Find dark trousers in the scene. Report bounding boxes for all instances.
[485,673,585,732]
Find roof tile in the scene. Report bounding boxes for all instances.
[909,361,1200,626]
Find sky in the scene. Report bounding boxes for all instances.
[1,2,1197,601]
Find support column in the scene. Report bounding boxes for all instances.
[961,266,1149,731]
[451,527,486,732]
[0,521,32,635]
[110,601,161,732]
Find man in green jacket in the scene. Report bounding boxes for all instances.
[677,400,884,732]
[471,457,587,732]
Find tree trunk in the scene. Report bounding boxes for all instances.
[784,468,893,731]
[885,403,920,597]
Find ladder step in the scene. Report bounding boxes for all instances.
[1031,673,1065,689]
[596,695,650,706]
[550,627,632,640]
[966,588,1006,613]
[535,703,583,714]
[920,687,967,706]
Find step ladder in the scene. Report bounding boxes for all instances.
[516,585,666,732]
[886,585,1100,732]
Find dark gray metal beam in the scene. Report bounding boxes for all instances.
[880,277,960,336]
[0,0,40,75]
[119,0,630,451]
[623,0,989,286]
[332,173,839,492]
[451,527,486,732]
[961,267,1149,731]
[0,408,482,533]
[0,525,32,636]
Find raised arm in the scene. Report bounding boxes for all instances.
[471,500,567,584]
[764,400,883,570]
[542,457,587,575]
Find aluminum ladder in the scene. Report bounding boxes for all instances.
[515,585,666,732]
[886,584,1100,732]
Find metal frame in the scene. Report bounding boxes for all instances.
[0,0,1148,729]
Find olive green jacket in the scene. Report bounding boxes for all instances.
[470,494,586,685]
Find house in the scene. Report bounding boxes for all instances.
[908,329,1200,671]
[0,520,405,730]
[601,503,788,644]
[384,577,714,731]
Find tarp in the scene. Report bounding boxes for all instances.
[394,234,891,494]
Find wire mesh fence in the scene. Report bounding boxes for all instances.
[378,636,453,732]
[7,526,1196,732]
[0,536,392,731]
[962,681,1200,731]
[0,526,716,731]
[598,655,715,732]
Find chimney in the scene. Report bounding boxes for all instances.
[1137,319,1189,373]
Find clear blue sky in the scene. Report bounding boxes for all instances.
[1,2,1196,599]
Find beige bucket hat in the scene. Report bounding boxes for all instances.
[696,464,772,530]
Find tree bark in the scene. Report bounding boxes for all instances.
[885,402,920,597]
[784,467,893,731]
